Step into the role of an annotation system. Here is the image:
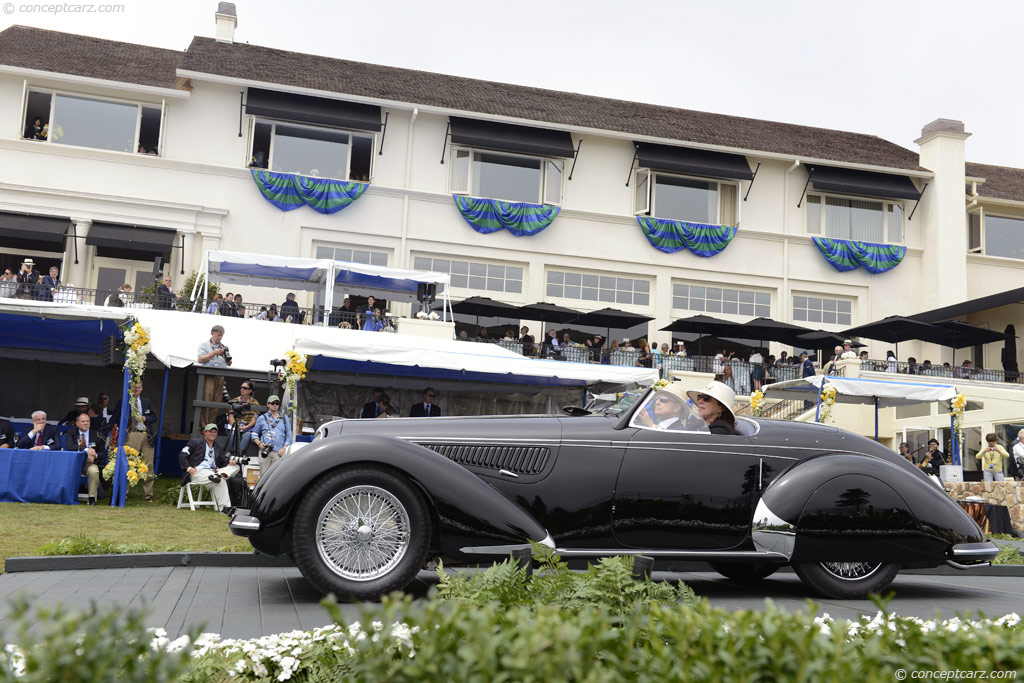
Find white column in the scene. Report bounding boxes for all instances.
[915,119,971,309]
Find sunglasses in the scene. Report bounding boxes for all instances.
[695,394,712,402]
[655,396,680,404]
[268,401,281,405]
[425,394,435,398]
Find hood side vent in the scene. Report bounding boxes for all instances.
[425,444,550,475]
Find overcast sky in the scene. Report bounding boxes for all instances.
[4,0,1021,167]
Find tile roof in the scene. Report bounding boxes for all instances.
[0,25,188,91]
[179,37,926,173]
[966,162,1024,202]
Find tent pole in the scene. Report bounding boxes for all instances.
[814,381,822,422]
[110,365,131,508]
[190,251,208,312]
[323,262,335,328]
[154,366,169,476]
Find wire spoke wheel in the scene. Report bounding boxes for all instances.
[316,485,411,581]
[818,561,882,581]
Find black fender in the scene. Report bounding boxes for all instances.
[754,454,985,565]
[247,434,549,559]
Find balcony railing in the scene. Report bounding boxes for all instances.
[860,359,1021,384]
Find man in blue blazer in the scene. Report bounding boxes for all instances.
[17,410,60,449]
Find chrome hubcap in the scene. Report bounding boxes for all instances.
[315,485,410,582]
[819,561,882,581]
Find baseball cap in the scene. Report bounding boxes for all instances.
[204,423,219,431]
[267,395,281,403]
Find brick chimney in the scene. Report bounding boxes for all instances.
[215,2,237,44]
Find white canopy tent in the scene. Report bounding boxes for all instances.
[763,375,958,443]
[191,250,452,323]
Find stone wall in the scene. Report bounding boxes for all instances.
[944,481,1024,532]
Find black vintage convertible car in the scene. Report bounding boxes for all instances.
[228,386,998,599]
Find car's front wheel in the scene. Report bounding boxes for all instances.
[291,467,430,599]
[793,561,900,599]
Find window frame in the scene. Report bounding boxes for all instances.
[546,267,652,308]
[804,191,905,245]
[671,281,771,318]
[791,293,854,327]
[632,168,739,227]
[447,145,563,207]
[314,243,389,267]
[412,254,525,295]
[248,116,376,183]
[969,207,1024,260]
[21,86,165,156]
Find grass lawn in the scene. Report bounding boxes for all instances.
[0,476,251,573]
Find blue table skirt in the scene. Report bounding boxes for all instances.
[0,449,87,504]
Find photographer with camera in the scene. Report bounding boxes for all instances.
[252,395,291,468]
[227,381,260,454]
[197,324,232,427]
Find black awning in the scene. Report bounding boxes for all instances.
[635,142,754,181]
[0,212,69,251]
[449,117,576,158]
[912,286,1024,323]
[806,164,923,200]
[86,223,176,262]
[246,88,382,132]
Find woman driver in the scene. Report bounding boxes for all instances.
[686,381,738,435]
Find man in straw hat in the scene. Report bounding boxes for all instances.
[16,258,39,299]
[686,380,738,436]
[634,382,692,431]
[840,339,858,360]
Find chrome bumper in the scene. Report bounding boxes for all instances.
[228,507,261,536]
[947,540,1000,567]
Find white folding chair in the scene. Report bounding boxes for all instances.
[177,481,217,511]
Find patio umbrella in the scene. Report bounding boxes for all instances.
[1002,324,1019,377]
[519,302,582,326]
[794,329,866,364]
[660,314,737,355]
[721,317,816,347]
[435,296,523,327]
[934,320,1011,367]
[574,307,654,343]
[841,315,955,357]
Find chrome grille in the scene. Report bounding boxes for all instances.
[423,444,550,475]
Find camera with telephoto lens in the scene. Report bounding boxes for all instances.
[233,456,251,466]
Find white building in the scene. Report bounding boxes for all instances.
[1,5,1023,452]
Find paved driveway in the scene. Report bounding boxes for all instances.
[1,566,1020,639]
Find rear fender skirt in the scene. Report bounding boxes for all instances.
[756,454,987,563]
[248,434,548,557]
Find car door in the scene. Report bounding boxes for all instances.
[612,427,758,550]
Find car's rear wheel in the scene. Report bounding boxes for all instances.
[793,561,900,599]
[291,467,430,599]
[709,562,780,583]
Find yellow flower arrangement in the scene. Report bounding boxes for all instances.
[281,350,309,416]
[950,393,966,462]
[817,382,837,423]
[101,445,151,488]
[750,389,765,417]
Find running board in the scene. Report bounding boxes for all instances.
[553,548,789,561]
[945,559,992,570]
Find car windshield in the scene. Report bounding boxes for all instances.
[630,388,709,432]
[585,383,647,416]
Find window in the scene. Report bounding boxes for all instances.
[413,255,523,294]
[968,210,1024,260]
[449,148,562,205]
[548,270,650,306]
[805,194,903,243]
[22,88,162,155]
[249,118,373,182]
[633,169,737,226]
[315,245,387,266]
[673,283,769,317]
[793,295,852,326]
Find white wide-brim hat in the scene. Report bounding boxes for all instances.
[686,380,737,423]
[653,381,689,406]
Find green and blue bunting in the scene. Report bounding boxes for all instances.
[453,195,559,237]
[811,237,906,274]
[251,170,367,214]
[637,217,737,257]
